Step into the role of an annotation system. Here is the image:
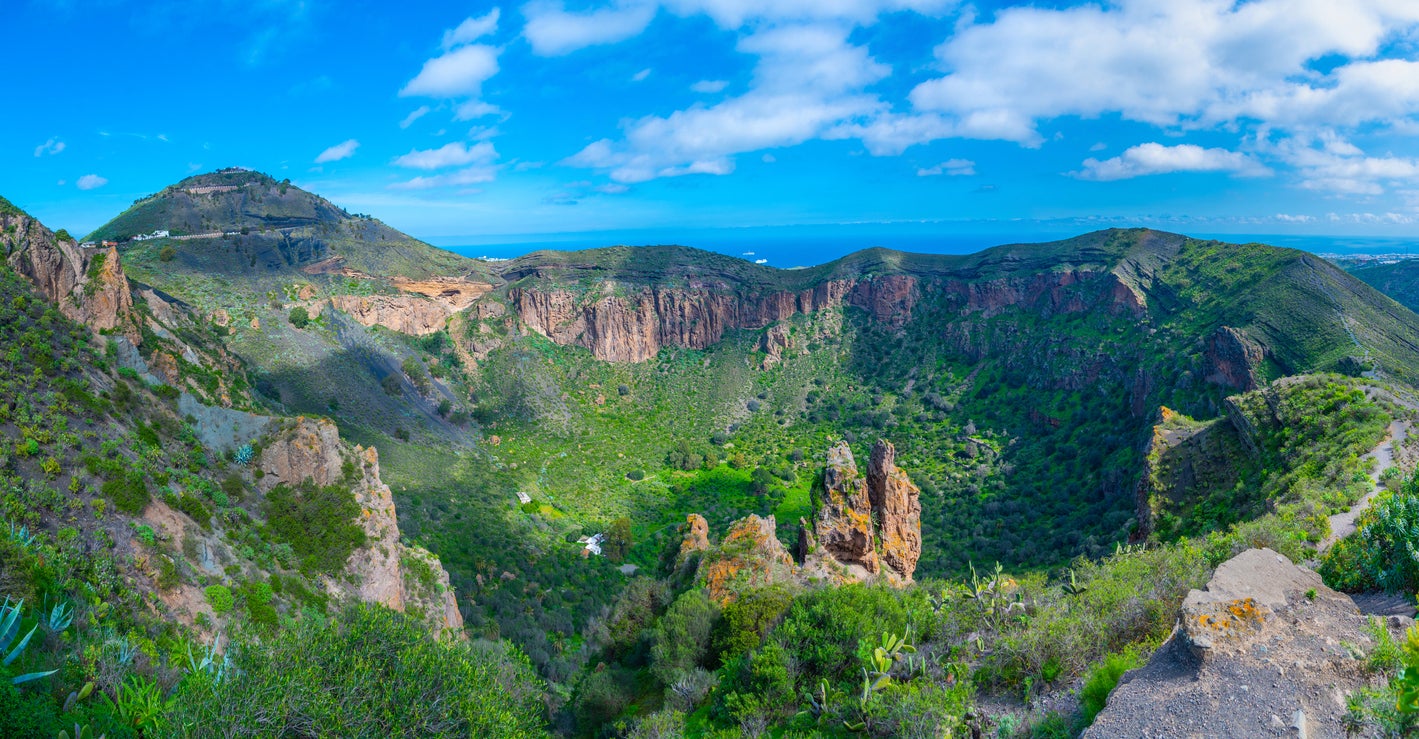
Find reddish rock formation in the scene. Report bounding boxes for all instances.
[391,276,493,310]
[328,294,451,336]
[698,514,796,604]
[257,417,465,637]
[759,323,794,369]
[808,442,880,576]
[1204,325,1265,390]
[4,213,135,338]
[867,440,922,581]
[511,275,915,363]
[676,513,711,569]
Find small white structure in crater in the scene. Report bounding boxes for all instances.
[577,533,605,556]
[515,491,532,505]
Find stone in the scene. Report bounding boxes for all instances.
[809,442,879,576]
[867,439,922,581]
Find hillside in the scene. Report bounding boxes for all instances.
[86,168,488,281]
[0,204,544,737]
[1346,257,1419,314]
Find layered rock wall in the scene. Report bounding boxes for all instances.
[258,417,465,637]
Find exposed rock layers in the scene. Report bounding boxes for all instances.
[799,439,922,583]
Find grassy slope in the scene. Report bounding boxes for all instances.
[1348,259,1419,315]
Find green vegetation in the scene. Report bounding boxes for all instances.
[1079,647,1146,727]
[264,480,365,575]
[162,603,546,737]
[287,305,309,328]
[1322,468,1419,592]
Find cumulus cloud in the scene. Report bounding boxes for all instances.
[401,44,500,97]
[76,174,108,190]
[906,0,1419,145]
[567,24,889,182]
[442,9,500,49]
[1075,143,1271,181]
[917,158,975,176]
[390,141,500,188]
[523,0,657,55]
[34,138,65,157]
[691,79,728,93]
[315,139,360,163]
[393,141,498,170]
[662,0,951,28]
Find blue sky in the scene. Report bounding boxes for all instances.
[8,0,1419,244]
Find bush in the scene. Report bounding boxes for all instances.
[1079,648,1145,726]
[159,245,176,262]
[102,473,151,515]
[165,603,546,737]
[288,307,309,329]
[1322,481,1419,592]
[649,589,719,686]
[265,480,365,575]
[205,585,234,614]
[711,585,792,666]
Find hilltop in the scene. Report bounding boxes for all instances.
[86,168,487,281]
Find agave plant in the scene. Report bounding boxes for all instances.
[6,521,37,548]
[186,637,231,686]
[1,598,58,685]
[57,724,107,739]
[233,444,255,466]
[101,675,174,734]
[41,599,74,633]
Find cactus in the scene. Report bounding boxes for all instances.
[1,598,58,684]
[62,681,96,713]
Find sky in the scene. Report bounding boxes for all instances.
[8,0,1419,247]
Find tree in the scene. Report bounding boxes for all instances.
[159,245,177,262]
[650,590,720,686]
[288,306,309,329]
[605,517,633,561]
[751,467,775,496]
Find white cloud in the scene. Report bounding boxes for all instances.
[442,9,500,49]
[596,183,630,193]
[662,0,951,28]
[903,0,1419,146]
[315,139,360,163]
[1075,143,1271,181]
[1274,213,1315,223]
[454,100,502,120]
[34,138,65,157]
[522,0,657,55]
[567,24,889,182]
[917,158,975,176]
[393,141,498,170]
[400,44,500,98]
[399,106,432,129]
[390,166,498,190]
[632,68,652,82]
[76,174,108,190]
[691,79,728,93]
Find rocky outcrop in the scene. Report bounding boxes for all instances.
[677,513,711,565]
[4,213,135,338]
[806,442,880,577]
[328,294,451,336]
[759,323,795,369]
[698,514,797,604]
[798,439,923,583]
[510,275,913,363]
[1204,325,1265,390]
[1086,548,1413,737]
[867,441,922,580]
[390,276,493,311]
[257,417,465,637]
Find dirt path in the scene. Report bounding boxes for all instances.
[1324,419,1410,549]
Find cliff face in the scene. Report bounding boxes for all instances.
[4,213,135,337]
[1203,325,1266,390]
[328,294,451,336]
[510,275,915,362]
[799,439,922,583]
[867,440,922,580]
[258,417,465,637]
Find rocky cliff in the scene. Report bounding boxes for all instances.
[509,275,914,363]
[258,417,465,637]
[1086,548,1411,737]
[798,439,922,583]
[4,212,135,337]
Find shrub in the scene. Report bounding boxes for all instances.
[1078,647,1144,726]
[205,585,235,614]
[264,480,365,575]
[649,589,719,686]
[711,585,792,666]
[166,603,546,736]
[101,473,151,515]
[288,307,309,329]
[159,245,176,262]
[1322,484,1419,592]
